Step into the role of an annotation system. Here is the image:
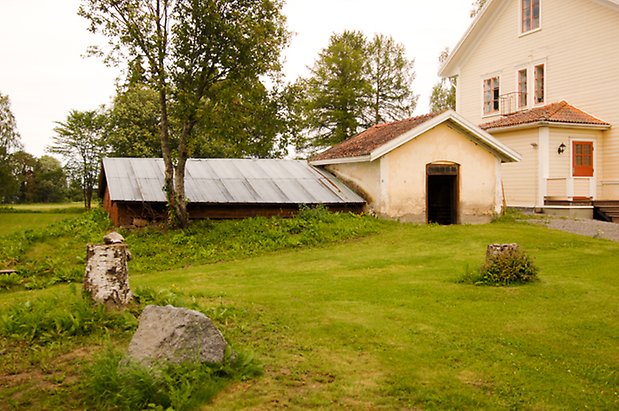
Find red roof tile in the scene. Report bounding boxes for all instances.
[312,112,442,161]
[480,101,610,130]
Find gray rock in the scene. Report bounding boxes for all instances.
[127,305,231,366]
[104,231,125,244]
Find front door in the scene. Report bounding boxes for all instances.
[427,163,459,225]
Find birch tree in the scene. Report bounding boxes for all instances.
[79,0,288,227]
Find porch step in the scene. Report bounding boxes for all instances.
[593,201,619,223]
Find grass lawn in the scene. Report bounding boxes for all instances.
[0,213,617,409]
[130,222,618,409]
[0,203,86,236]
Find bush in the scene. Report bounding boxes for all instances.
[0,288,137,344]
[459,247,539,286]
[479,247,539,285]
[82,348,262,411]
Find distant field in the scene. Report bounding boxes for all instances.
[0,213,81,236]
[4,202,87,212]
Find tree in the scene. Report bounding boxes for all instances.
[79,0,288,228]
[29,156,68,203]
[49,110,108,209]
[302,30,372,148]
[471,0,488,17]
[429,48,456,113]
[300,31,417,150]
[190,76,291,158]
[366,34,417,125]
[0,92,22,203]
[107,83,162,158]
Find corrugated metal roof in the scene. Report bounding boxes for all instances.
[102,158,365,205]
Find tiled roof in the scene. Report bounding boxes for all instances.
[480,101,610,130]
[312,112,442,161]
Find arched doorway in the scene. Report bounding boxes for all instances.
[426,162,459,225]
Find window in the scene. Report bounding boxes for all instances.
[522,0,540,33]
[483,77,500,114]
[518,69,528,108]
[573,141,593,177]
[534,64,544,104]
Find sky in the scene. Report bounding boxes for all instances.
[0,0,474,157]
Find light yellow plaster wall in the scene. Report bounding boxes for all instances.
[324,161,381,208]
[382,123,501,224]
[454,0,619,199]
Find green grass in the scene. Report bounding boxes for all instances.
[0,212,617,409]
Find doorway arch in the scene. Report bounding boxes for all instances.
[426,162,459,225]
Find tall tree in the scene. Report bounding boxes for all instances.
[300,31,417,151]
[191,76,292,158]
[79,0,288,228]
[0,92,22,203]
[48,110,108,209]
[303,30,372,148]
[429,48,456,113]
[366,34,417,125]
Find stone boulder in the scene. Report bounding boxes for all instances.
[127,305,232,366]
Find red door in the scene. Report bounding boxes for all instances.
[572,141,593,177]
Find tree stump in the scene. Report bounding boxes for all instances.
[83,236,133,308]
[486,243,519,260]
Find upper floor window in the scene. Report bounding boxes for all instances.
[483,77,500,114]
[534,64,545,104]
[518,69,528,108]
[522,0,540,33]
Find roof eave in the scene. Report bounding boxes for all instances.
[309,155,372,166]
[485,121,612,133]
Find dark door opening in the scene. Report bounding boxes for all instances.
[427,164,459,225]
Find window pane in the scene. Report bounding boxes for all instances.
[583,157,591,166]
[575,145,582,154]
[522,0,531,32]
[532,0,540,29]
[583,145,591,155]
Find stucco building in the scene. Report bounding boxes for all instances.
[311,110,520,224]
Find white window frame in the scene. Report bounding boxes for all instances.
[481,75,501,117]
[534,63,545,105]
[519,0,542,36]
[517,68,528,109]
[514,59,547,108]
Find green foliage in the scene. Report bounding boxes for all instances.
[459,247,539,286]
[0,209,112,289]
[82,348,262,411]
[298,31,417,151]
[479,247,539,285]
[48,109,108,209]
[79,0,290,228]
[125,207,382,273]
[429,47,456,113]
[0,289,137,344]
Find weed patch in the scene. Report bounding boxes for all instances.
[82,348,262,411]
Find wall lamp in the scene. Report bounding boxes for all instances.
[558,143,566,154]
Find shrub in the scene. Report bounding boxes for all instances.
[478,247,539,285]
[0,289,137,344]
[82,348,262,411]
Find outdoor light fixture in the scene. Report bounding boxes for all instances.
[558,143,566,154]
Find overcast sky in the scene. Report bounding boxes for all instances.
[0,0,473,157]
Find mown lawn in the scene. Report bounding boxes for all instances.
[130,222,618,409]
[0,211,617,409]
